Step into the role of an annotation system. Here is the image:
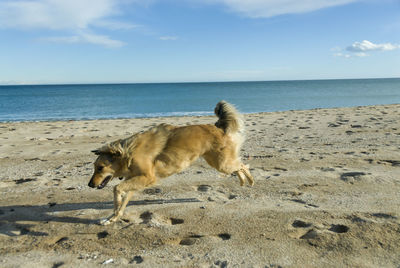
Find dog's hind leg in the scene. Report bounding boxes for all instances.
[237,164,254,186]
[101,175,155,225]
[235,170,246,186]
[203,151,254,186]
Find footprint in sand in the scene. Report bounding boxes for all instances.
[197,184,212,192]
[370,213,398,220]
[289,219,349,239]
[97,231,109,239]
[138,211,185,227]
[292,220,312,228]
[288,220,315,239]
[214,260,228,268]
[169,218,184,225]
[179,233,231,246]
[52,262,65,268]
[14,178,36,184]
[130,256,144,264]
[289,198,319,208]
[143,187,162,195]
[51,150,61,155]
[377,160,400,167]
[340,172,366,183]
[328,224,349,233]
[179,235,204,246]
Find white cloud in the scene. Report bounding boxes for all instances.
[346,40,400,52]
[42,31,126,48]
[93,20,139,30]
[335,52,368,58]
[354,52,368,57]
[0,0,121,30]
[334,52,351,58]
[159,36,178,41]
[0,0,135,47]
[334,40,399,58]
[210,0,360,18]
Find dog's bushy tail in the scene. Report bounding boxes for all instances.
[214,100,244,135]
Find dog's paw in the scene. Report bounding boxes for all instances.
[99,217,115,226]
[99,218,111,225]
[100,215,121,225]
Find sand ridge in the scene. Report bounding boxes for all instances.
[0,104,399,267]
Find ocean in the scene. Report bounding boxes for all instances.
[0,78,399,122]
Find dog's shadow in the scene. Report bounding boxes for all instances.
[0,198,200,236]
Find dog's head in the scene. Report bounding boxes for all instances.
[88,145,123,189]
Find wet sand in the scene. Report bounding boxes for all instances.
[0,104,399,267]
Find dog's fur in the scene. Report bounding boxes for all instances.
[88,101,254,225]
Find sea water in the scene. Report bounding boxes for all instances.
[0,78,399,122]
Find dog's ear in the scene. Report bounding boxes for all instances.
[91,149,101,155]
[92,143,123,157]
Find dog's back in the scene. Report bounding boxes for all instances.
[153,101,245,178]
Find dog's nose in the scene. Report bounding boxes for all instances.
[88,179,95,188]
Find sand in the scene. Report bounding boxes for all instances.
[0,104,399,267]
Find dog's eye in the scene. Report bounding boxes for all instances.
[97,166,104,172]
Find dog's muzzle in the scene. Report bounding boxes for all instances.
[88,175,112,189]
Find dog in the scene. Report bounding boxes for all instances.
[88,101,254,225]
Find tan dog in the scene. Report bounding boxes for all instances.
[88,101,254,225]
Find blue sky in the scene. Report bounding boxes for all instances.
[0,0,399,84]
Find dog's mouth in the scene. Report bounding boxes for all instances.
[97,175,112,189]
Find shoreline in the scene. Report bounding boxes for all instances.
[1,102,399,124]
[1,103,399,267]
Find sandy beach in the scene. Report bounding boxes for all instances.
[0,104,399,267]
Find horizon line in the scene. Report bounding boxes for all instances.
[0,76,399,87]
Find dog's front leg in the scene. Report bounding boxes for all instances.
[100,175,154,225]
[99,186,121,225]
[100,189,134,225]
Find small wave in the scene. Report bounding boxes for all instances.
[134,111,214,118]
[0,111,215,123]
